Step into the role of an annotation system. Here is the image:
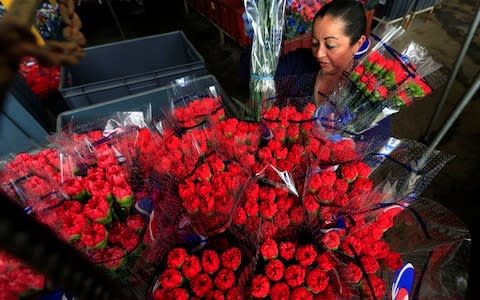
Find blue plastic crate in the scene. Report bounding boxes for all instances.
[56,75,233,133]
[59,31,207,109]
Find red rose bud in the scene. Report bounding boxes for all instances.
[271,282,290,300]
[199,196,215,216]
[265,259,285,281]
[273,127,287,143]
[170,288,189,300]
[304,194,320,215]
[383,251,403,271]
[168,248,188,269]
[260,200,277,219]
[221,247,242,271]
[84,196,112,224]
[260,239,278,261]
[202,249,221,274]
[287,124,300,142]
[308,173,323,193]
[279,241,296,261]
[359,256,380,273]
[284,264,306,288]
[226,286,242,300]
[321,231,341,250]
[244,199,259,217]
[290,287,313,299]
[333,178,349,194]
[289,206,305,225]
[360,273,386,299]
[341,164,358,183]
[260,221,278,240]
[295,244,317,267]
[214,268,236,291]
[160,268,184,289]
[232,207,247,225]
[319,171,336,187]
[80,223,108,250]
[196,163,212,182]
[102,247,126,271]
[340,262,363,283]
[318,187,335,204]
[316,253,335,271]
[376,213,394,232]
[251,274,270,298]
[113,186,133,208]
[273,211,290,229]
[182,255,202,280]
[191,273,213,297]
[60,213,87,241]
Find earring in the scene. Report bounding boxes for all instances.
[353,38,370,60]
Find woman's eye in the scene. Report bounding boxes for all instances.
[326,44,336,49]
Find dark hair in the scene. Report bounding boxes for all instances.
[313,0,366,45]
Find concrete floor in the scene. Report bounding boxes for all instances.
[77,0,479,297]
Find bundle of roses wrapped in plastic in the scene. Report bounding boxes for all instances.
[0,74,470,299]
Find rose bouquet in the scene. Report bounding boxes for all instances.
[320,25,442,134]
[18,57,60,100]
[150,231,254,299]
[284,0,330,40]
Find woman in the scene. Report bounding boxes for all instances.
[240,0,369,102]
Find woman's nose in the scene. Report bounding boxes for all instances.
[313,44,326,59]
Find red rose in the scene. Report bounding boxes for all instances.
[279,241,296,261]
[304,194,320,215]
[160,268,184,289]
[365,240,389,259]
[191,273,213,297]
[196,163,212,182]
[341,164,358,183]
[317,187,335,204]
[168,248,188,269]
[80,223,108,249]
[360,273,386,299]
[289,206,305,225]
[273,211,290,229]
[307,173,322,192]
[232,207,247,225]
[244,199,259,217]
[383,251,403,271]
[321,231,341,250]
[265,259,285,281]
[260,200,277,219]
[251,274,270,298]
[306,268,329,293]
[260,239,278,261]
[127,214,146,232]
[221,247,242,271]
[182,255,202,280]
[202,249,221,274]
[199,196,215,215]
[376,213,394,232]
[334,193,349,207]
[284,264,306,288]
[276,196,294,211]
[260,220,277,240]
[355,161,372,178]
[295,244,317,267]
[270,282,290,300]
[340,262,363,283]
[333,178,349,194]
[319,171,336,187]
[215,268,236,291]
[226,286,242,300]
[291,287,313,300]
[359,255,380,273]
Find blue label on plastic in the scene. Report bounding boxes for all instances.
[392,263,414,300]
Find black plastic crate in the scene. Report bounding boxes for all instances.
[56,75,233,133]
[59,31,207,109]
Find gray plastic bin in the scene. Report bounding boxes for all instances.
[56,75,233,133]
[59,31,207,109]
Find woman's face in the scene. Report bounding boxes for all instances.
[311,14,365,75]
